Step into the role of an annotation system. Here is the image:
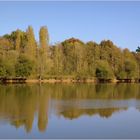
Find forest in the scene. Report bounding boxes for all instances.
[0,25,140,81]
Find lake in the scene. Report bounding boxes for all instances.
[0,83,140,139]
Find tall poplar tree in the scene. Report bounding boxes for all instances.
[25,26,37,58]
[15,30,21,51]
[38,26,51,79]
[39,26,49,50]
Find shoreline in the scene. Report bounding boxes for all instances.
[0,78,139,84]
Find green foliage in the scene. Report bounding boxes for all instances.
[61,38,85,75]
[39,26,49,49]
[0,64,6,77]
[3,30,27,51]
[96,60,115,79]
[0,26,139,80]
[85,41,99,76]
[134,52,140,78]
[124,59,138,79]
[37,26,51,79]
[117,71,127,79]
[15,55,33,77]
[0,51,18,77]
[136,46,140,52]
[25,26,37,57]
[51,44,64,75]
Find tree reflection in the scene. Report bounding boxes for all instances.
[38,84,50,132]
[59,108,127,119]
[0,83,139,132]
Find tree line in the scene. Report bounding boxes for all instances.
[0,25,140,80]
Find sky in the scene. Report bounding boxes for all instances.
[0,1,140,51]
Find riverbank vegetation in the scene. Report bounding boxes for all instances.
[0,26,140,82]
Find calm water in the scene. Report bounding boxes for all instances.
[0,83,140,139]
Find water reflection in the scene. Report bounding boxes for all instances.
[0,83,140,133]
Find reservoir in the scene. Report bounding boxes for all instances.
[0,83,140,139]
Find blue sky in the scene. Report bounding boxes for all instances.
[0,1,140,51]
